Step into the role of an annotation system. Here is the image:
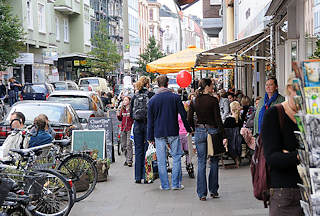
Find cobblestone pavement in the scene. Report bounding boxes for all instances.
[70,154,268,216]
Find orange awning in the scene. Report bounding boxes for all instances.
[146,45,204,74]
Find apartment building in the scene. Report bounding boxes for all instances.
[8,0,94,82]
[202,0,222,38]
[139,0,149,53]
[148,0,162,48]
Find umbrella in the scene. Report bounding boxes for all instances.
[146,45,204,74]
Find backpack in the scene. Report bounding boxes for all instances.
[250,104,285,208]
[132,92,149,121]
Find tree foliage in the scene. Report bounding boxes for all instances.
[0,0,25,71]
[312,39,320,59]
[137,36,165,80]
[86,21,121,77]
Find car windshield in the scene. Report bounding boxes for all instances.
[26,85,47,93]
[80,79,99,86]
[52,82,66,90]
[7,104,65,124]
[48,95,90,110]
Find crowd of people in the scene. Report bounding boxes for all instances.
[115,74,303,215]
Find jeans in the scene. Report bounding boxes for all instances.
[133,121,148,181]
[195,127,220,198]
[155,136,183,190]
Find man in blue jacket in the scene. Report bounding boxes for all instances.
[147,75,192,190]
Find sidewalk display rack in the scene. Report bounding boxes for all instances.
[292,59,320,216]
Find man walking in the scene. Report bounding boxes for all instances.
[147,75,192,190]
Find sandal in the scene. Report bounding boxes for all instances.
[199,197,206,201]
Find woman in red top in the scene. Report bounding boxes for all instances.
[117,96,134,167]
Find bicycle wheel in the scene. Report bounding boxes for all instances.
[26,169,73,216]
[57,154,98,202]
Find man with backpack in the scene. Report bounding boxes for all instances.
[130,76,154,184]
[147,75,192,190]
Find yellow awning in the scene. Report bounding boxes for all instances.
[146,45,204,74]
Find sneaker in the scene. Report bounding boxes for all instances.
[124,162,128,166]
[127,163,132,167]
[172,185,184,190]
[210,192,220,198]
[160,185,170,190]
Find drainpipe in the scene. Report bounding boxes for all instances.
[174,2,183,51]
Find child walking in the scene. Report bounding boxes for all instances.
[117,96,134,167]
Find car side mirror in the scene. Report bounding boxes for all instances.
[79,118,88,124]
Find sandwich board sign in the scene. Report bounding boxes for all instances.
[72,130,106,159]
[87,117,113,160]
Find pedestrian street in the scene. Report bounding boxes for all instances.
[70,154,268,216]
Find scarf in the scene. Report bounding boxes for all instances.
[258,91,279,133]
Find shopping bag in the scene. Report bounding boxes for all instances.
[130,124,134,142]
[145,144,157,183]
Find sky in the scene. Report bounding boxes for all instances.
[160,0,203,19]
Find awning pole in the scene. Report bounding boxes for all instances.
[240,35,270,56]
[192,68,195,91]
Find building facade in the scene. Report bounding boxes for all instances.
[314,0,320,36]
[148,0,162,47]
[202,0,222,38]
[138,0,149,54]
[9,0,94,83]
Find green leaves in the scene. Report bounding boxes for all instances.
[137,36,165,80]
[0,0,25,71]
[86,20,121,77]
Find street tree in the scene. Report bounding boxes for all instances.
[86,21,121,77]
[0,0,25,71]
[137,36,165,80]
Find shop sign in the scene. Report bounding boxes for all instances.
[14,53,34,65]
[74,60,80,66]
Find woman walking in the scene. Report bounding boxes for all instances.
[187,78,226,201]
[8,78,16,107]
[130,76,154,183]
[117,96,134,167]
[224,101,243,168]
[262,76,303,216]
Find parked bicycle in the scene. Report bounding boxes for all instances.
[0,144,74,216]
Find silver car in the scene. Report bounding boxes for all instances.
[47,90,105,128]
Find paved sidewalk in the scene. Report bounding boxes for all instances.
[70,154,268,216]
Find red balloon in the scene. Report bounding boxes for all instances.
[176,70,192,88]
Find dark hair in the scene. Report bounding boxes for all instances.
[157,75,169,87]
[227,92,235,98]
[196,78,212,97]
[267,77,278,87]
[11,112,25,124]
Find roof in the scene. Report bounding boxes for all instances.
[265,0,286,16]
[49,90,97,97]
[160,5,177,18]
[12,101,70,108]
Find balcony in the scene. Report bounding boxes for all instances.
[54,0,80,15]
[202,17,223,37]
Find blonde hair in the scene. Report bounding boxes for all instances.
[230,101,241,123]
[285,73,296,96]
[241,96,251,106]
[135,76,150,91]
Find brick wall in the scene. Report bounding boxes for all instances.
[203,0,221,18]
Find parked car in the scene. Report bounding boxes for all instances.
[21,83,54,100]
[0,101,84,145]
[47,90,105,128]
[78,77,110,93]
[51,81,79,91]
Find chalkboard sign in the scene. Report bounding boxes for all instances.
[88,117,113,160]
[108,110,120,144]
[72,130,106,159]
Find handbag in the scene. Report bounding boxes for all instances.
[207,132,226,156]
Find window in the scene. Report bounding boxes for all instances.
[55,17,60,40]
[64,18,69,42]
[27,0,33,29]
[38,3,45,33]
[149,9,153,20]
